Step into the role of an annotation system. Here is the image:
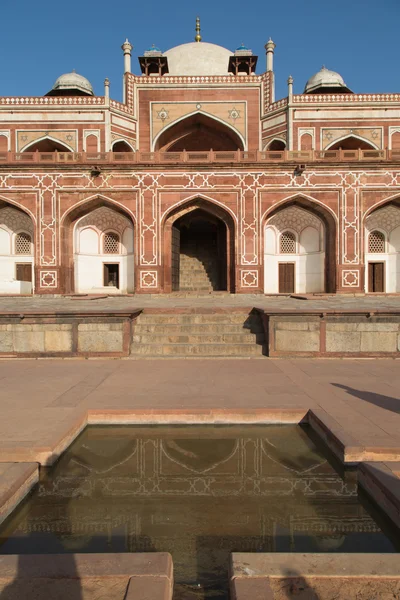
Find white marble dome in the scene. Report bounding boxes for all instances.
[304,66,351,94]
[47,71,94,96]
[164,42,232,76]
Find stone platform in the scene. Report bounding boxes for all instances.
[0,294,399,357]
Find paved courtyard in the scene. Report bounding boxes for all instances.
[0,293,400,313]
[0,357,399,461]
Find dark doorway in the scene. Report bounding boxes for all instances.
[103,263,119,288]
[172,209,227,292]
[16,263,32,282]
[279,263,295,294]
[368,262,385,293]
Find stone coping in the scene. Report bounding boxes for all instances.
[0,553,173,600]
[230,553,400,599]
[0,463,38,525]
[359,462,400,529]
[0,406,398,467]
[1,408,400,552]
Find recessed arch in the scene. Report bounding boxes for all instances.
[162,196,236,293]
[264,138,286,151]
[263,195,337,293]
[0,203,35,294]
[363,194,400,221]
[112,140,135,152]
[153,111,245,152]
[21,136,74,153]
[61,196,136,294]
[326,134,378,151]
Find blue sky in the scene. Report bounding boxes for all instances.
[1,0,398,101]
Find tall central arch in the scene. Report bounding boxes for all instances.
[163,198,236,293]
[155,113,244,152]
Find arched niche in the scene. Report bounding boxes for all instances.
[112,140,134,152]
[264,198,336,294]
[162,198,236,293]
[0,204,34,294]
[365,201,400,292]
[23,137,72,153]
[266,139,286,151]
[327,135,377,151]
[61,199,135,294]
[155,113,244,152]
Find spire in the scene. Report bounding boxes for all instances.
[195,16,202,42]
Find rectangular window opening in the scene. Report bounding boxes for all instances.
[16,263,32,282]
[103,263,119,289]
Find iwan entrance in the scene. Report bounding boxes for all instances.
[172,209,228,292]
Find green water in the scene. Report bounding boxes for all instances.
[0,424,398,599]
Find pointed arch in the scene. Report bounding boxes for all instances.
[61,195,136,294]
[326,134,378,151]
[112,140,135,152]
[264,138,286,151]
[162,196,236,293]
[363,193,400,221]
[153,111,245,152]
[21,135,74,153]
[263,195,337,293]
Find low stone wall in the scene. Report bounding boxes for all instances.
[263,312,400,357]
[0,312,138,357]
[230,553,400,599]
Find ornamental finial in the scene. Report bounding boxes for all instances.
[195,16,202,42]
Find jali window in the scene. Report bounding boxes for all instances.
[103,232,120,254]
[280,231,296,254]
[368,230,385,253]
[15,232,32,255]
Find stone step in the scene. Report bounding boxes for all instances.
[136,313,259,324]
[134,323,264,334]
[179,287,215,292]
[132,332,265,344]
[130,343,265,356]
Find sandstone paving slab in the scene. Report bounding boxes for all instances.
[0,358,400,465]
[231,553,400,600]
[0,553,173,600]
[0,463,38,524]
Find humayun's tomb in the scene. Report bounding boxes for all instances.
[0,19,400,296]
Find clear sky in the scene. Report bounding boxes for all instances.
[1,0,398,101]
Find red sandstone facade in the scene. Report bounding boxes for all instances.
[0,33,400,295]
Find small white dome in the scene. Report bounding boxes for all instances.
[304,66,352,94]
[47,71,94,96]
[164,42,232,76]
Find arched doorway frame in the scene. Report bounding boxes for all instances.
[261,194,338,293]
[362,195,400,293]
[0,196,36,294]
[60,194,136,294]
[153,111,246,152]
[161,196,237,293]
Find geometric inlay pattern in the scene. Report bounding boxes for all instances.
[40,270,57,288]
[78,206,132,235]
[267,205,322,234]
[241,269,258,287]
[342,270,359,287]
[140,271,158,288]
[365,204,400,234]
[0,207,33,235]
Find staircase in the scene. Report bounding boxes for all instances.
[179,245,219,291]
[130,310,266,358]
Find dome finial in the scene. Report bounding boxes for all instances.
[195,16,202,42]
